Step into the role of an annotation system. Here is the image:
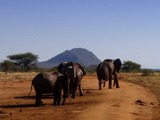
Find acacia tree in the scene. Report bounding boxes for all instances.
[0,60,14,74]
[121,60,141,72]
[7,52,39,71]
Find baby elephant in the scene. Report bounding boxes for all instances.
[28,72,68,106]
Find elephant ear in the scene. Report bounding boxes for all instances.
[57,62,68,74]
[61,62,74,75]
[113,58,122,73]
[66,65,75,78]
[74,62,86,76]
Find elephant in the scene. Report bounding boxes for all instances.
[57,62,86,98]
[96,58,122,90]
[28,72,69,106]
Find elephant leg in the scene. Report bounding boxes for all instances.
[61,94,66,105]
[61,87,68,105]
[53,97,57,105]
[53,90,61,106]
[99,80,102,90]
[108,76,112,89]
[35,92,43,106]
[78,84,83,96]
[57,90,62,105]
[56,97,60,105]
[114,74,120,88]
[53,92,58,105]
[72,85,77,98]
[71,79,79,98]
[61,91,68,105]
[103,80,106,87]
[70,83,76,98]
[61,94,65,105]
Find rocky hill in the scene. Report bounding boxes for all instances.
[38,48,101,68]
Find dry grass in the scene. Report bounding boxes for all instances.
[0,72,37,82]
[120,72,160,120]
[120,73,160,102]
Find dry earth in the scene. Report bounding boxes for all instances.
[0,75,158,120]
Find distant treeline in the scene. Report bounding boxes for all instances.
[0,52,157,76]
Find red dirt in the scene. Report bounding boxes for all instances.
[0,76,158,120]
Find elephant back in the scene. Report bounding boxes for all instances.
[96,62,109,80]
[58,62,86,76]
[32,72,59,93]
[103,59,113,63]
[42,72,59,87]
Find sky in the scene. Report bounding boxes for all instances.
[0,0,160,69]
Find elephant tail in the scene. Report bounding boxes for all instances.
[27,83,33,98]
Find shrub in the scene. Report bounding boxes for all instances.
[141,69,154,76]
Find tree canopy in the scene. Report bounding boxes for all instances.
[8,52,38,62]
[0,60,14,74]
[6,52,39,71]
[121,60,141,72]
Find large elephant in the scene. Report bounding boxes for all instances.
[28,72,69,106]
[96,58,122,90]
[58,62,86,98]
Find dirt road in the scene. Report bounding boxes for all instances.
[0,76,158,120]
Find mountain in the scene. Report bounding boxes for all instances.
[38,48,101,68]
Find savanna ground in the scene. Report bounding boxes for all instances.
[0,72,160,120]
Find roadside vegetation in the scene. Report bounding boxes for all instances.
[120,72,160,119]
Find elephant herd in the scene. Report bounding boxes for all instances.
[28,58,122,106]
